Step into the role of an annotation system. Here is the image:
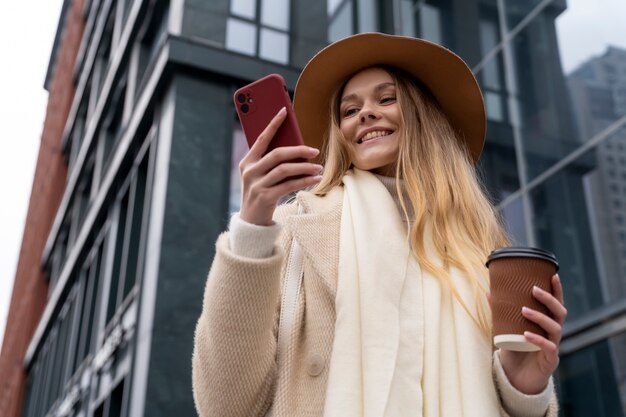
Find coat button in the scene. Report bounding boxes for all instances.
[307,353,325,377]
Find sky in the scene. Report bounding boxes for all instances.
[0,0,64,349]
[0,0,625,350]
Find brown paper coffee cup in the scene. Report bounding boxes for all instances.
[486,247,559,352]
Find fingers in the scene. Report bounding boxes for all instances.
[245,162,322,207]
[522,307,561,342]
[268,174,324,199]
[551,274,565,306]
[247,107,287,159]
[252,146,321,176]
[261,162,323,188]
[523,276,568,347]
[241,149,321,191]
[523,331,559,361]
[532,284,567,324]
[239,172,322,225]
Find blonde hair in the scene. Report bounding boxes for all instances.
[313,67,510,337]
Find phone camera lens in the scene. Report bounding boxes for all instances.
[237,93,246,103]
[241,104,249,113]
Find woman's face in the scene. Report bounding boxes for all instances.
[339,67,401,176]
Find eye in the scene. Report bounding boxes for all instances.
[343,107,359,117]
[380,96,396,104]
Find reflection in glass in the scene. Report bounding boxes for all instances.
[484,93,504,122]
[478,5,506,123]
[420,4,442,45]
[259,28,289,64]
[531,146,626,320]
[568,47,626,139]
[413,0,452,49]
[502,0,543,31]
[478,134,519,205]
[357,0,378,32]
[226,18,257,56]
[479,111,519,200]
[261,0,289,30]
[478,51,507,123]
[328,0,353,42]
[478,52,519,204]
[327,0,343,16]
[499,196,528,246]
[399,0,416,36]
[510,12,579,179]
[558,333,626,416]
[231,0,256,20]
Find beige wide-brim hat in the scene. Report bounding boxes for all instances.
[293,32,486,163]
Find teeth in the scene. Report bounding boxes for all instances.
[359,130,391,143]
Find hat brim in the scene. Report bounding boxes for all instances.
[293,32,486,163]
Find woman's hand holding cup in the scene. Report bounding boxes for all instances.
[486,247,567,395]
[499,273,567,395]
[239,107,323,226]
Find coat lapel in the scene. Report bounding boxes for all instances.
[284,187,343,297]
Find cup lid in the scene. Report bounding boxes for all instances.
[486,246,559,271]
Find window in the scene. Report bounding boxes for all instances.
[135,0,169,94]
[479,6,507,123]
[48,220,70,294]
[229,123,248,213]
[226,18,256,55]
[48,306,71,404]
[76,156,96,224]
[74,243,104,369]
[226,0,291,64]
[95,8,115,97]
[93,378,127,417]
[107,189,129,323]
[231,0,256,19]
[68,83,92,172]
[328,0,353,42]
[120,155,149,301]
[558,333,626,415]
[106,146,151,324]
[399,0,416,36]
[102,75,128,170]
[328,0,380,42]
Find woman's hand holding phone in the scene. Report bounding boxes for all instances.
[238,107,322,226]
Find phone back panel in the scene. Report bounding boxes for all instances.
[234,74,304,153]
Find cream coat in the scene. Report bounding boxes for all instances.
[192,186,558,417]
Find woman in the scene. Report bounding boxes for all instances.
[192,33,567,417]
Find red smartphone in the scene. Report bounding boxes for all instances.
[234,74,304,154]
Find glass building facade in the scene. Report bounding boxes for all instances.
[19,0,625,416]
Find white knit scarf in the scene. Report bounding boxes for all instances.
[323,169,500,417]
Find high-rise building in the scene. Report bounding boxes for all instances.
[564,45,626,415]
[1,1,625,416]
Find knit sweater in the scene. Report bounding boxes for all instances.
[192,185,558,417]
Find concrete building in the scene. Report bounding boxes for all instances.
[1,0,625,416]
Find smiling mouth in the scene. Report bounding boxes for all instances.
[357,130,393,144]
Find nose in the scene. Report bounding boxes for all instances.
[359,105,379,123]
